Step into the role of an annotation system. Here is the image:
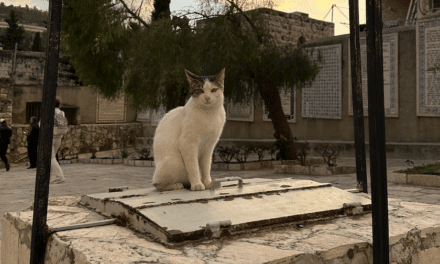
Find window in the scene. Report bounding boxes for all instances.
[26,102,41,123]
[60,107,78,125]
[26,102,78,125]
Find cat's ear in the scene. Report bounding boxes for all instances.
[185,69,202,91]
[211,68,225,89]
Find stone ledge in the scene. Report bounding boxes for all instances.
[274,164,357,176]
[82,158,124,165]
[3,195,440,264]
[389,170,440,187]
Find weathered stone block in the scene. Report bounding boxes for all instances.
[295,165,310,175]
[244,162,261,170]
[260,160,272,169]
[408,174,440,188]
[2,213,19,264]
[272,161,282,166]
[228,163,241,170]
[274,165,286,174]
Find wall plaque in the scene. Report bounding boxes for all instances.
[227,99,254,122]
[263,88,296,123]
[417,18,440,116]
[348,33,399,117]
[137,109,151,122]
[96,92,126,123]
[302,44,342,119]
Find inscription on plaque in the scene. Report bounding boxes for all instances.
[302,44,342,119]
[96,93,126,123]
[417,19,440,116]
[263,88,296,123]
[151,106,167,126]
[348,33,399,117]
[227,100,254,122]
[137,109,151,122]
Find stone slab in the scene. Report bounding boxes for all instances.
[4,195,440,264]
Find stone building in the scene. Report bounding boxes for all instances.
[0,50,141,164]
[259,9,334,48]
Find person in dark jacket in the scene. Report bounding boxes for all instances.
[0,119,12,171]
[24,116,39,169]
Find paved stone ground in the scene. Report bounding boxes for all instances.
[1,155,439,263]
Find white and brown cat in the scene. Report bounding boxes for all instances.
[152,68,226,191]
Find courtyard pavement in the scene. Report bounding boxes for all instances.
[1,155,440,263]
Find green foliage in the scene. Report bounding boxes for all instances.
[61,0,320,111]
[152,0,171,21]
[31,32,42,51]
[0,10,25,50]
[0,3,47,28]
[120,148,130,159]
[61,0,129,99]
[404,163,440,175]
[136,148,151,160]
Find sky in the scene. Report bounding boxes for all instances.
[4,0,367,36]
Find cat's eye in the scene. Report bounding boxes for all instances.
[194,89,204,94]
[211,88,218,92]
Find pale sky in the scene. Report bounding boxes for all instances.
[5,0,367,36]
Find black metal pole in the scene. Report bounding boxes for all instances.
[30,0,62,263]
[349,0,368,193]
[365,0,389,263]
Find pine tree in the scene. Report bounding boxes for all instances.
[31,32,42,51]
[62,0,322,160]
[0,10,25,50]
[151,0,171,21]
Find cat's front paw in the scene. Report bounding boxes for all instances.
[191,182,205,191]
[202,179,212,189]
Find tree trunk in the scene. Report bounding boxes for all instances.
[255,71,297,160]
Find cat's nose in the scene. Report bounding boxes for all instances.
[205,96,211,101]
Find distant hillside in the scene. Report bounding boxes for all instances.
[0,3,48,28]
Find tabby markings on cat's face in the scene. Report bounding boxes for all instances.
[185,69,225,106]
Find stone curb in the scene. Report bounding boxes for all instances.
[274,164,357,176]
[389,170,440,187]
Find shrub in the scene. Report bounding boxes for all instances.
[235,146,253,163]
[319,143,339,167]
[136,148,150,160]
[272,136,290,160]
[296,141,310,166]
[120,148,130,159]
[252,146,270,161]
[216,146,238,164]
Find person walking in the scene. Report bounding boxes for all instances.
[0,119,12,171]
[51,97,68,184]
[24,116,39,169]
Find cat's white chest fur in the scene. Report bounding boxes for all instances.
[152,69,226,191]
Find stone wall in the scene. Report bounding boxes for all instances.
[382,0,411,25]
[0,51,77,87]
[261,9,334,48]
[5,123,142,164]
[0,78,13,124]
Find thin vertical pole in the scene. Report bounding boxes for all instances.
[366,0,389,263]
[30,0,62,263]
[349,0,368,193]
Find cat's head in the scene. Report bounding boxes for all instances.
[185,68,225,108]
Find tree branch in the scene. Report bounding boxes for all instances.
[118,0,149,28]
[225,0,263,44]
